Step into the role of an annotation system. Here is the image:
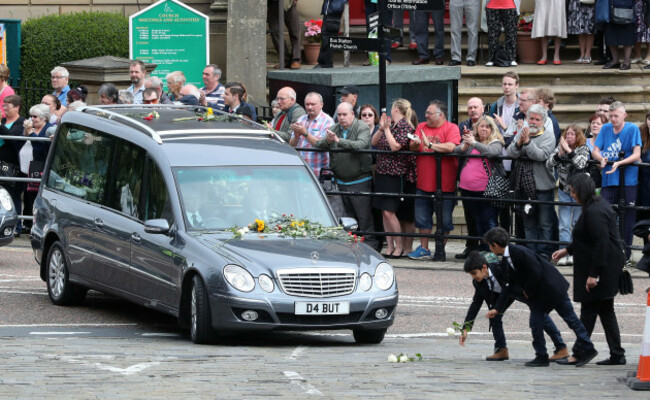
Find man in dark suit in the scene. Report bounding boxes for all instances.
[484,227,598,367]
[461,251,568,362]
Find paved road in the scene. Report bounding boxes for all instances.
[1,237,649,398]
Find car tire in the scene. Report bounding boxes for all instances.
[46,241,87,306]
[353,328,387,344]
[190,275,216,344]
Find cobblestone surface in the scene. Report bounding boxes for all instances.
[0,334,643,399]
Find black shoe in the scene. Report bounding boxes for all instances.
[644,64,650,69]
[575,348,598,367]
[435,57,444,65]
[466,60,476,66]
[619,63,631,70]
[594,58,611,65]
[432,249,446,262]
[455,247,474,260]
[448,59,461,66]
[602,61,620,69]
[412,58,430,65]
[556,357,577,365]
[525,355,550,367]
[596,356,626,365]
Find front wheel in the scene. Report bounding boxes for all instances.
[190,275,216,344]
[353,328,387,344]
[46,242,87,305]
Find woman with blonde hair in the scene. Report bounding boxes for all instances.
[454,115,505,248]
[371,98,417,258]
[547,124,590,266]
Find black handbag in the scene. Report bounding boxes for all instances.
[619,267,634,295]
[0,160,19,187]
[482,158,509,208]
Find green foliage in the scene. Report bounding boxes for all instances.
[21,11,129,85]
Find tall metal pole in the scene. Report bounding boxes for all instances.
[377,0,387,114]
[278,0,285,70]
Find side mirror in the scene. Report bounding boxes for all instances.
[144,219,171,235]
[339,217,358,232]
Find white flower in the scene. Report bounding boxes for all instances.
[237,227,249,236]
[446,327,456,336]
[387,354,398,363]
[398,354,408,363]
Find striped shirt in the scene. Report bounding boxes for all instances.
[201,83,225,111]
[294,111,334,176]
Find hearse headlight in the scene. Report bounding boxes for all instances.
[358,273,372,291]
[0,188,13,211]
[258,274,275,293]
[223,265,255,292]
[374,263,394,291]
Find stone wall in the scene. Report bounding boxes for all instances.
[0,0,212,21]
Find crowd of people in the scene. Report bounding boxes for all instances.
[266,0,650,69]
[0,61,260,236]
[271,70,648,267]
[1,60,649,268]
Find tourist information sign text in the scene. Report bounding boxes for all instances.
[129,0,208,89]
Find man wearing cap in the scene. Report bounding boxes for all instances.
[271,86,306,142]
[339,85,361,117]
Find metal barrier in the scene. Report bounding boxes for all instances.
[0,135,52,222]
[298,146,650,255]
[8,78,57,118]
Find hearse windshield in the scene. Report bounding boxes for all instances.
[175,165,336,231]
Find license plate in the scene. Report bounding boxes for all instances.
[295,301,350,315]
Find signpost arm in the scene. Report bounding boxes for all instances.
[343,3,350,68]
[378,0,387,114]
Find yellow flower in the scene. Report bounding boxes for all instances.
[207,108,213,116]
[255,219,265,232]
[291,221,297,228]
[298,221,305,227]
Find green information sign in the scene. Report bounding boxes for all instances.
[130,0,209,90]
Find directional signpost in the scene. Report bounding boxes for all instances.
[328,0,444,114]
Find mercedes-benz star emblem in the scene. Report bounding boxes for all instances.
[310,251,319,264]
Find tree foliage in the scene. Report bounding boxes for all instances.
[21,12,129,84]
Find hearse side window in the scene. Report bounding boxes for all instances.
[103,139,145,218]
[141,158,172,224]
[46,124,113,204]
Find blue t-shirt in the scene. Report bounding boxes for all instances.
[594,122,642,187]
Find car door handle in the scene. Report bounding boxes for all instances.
[131,232,141,243]
[94,218,104,228]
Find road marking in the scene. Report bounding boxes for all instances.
[2,323,137,327]
[0,290,49,296]
[283,371,323,396]
[286,346,307,360]
[141,333,181,337]
[43,354,174,376]
[30,332,91,335]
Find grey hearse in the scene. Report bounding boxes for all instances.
[30,105,398,344]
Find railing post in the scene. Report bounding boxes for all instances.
[617,151,627,257]
[433,153,445,260]
[278,0,285,70]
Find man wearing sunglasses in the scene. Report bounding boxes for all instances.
[142,88,159,105]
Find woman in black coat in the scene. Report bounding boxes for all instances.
[552,173,626,365]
